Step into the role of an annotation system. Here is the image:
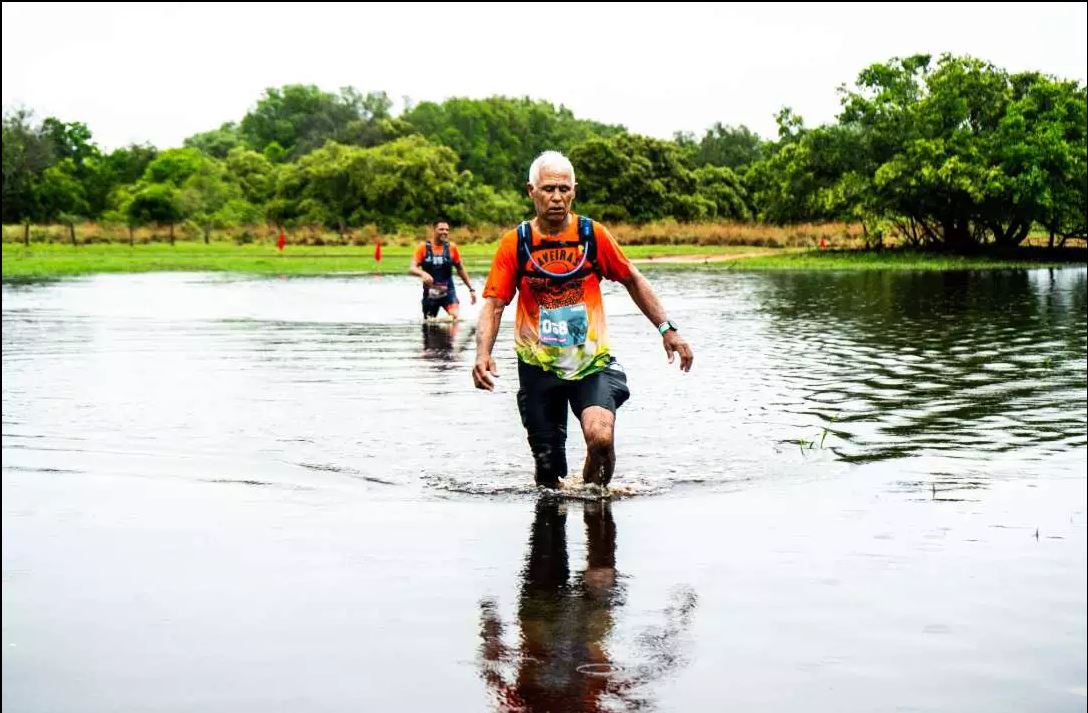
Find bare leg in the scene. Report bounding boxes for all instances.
[579,406,615,486]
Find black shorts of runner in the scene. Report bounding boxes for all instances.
[517,359,630,423]
[421,284,458,318]
[516,358,630,485]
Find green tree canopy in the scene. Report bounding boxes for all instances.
[839,53,1088,246]
[184,122,243,158]
[570,133,750,223]
[403,97,625,190]
[272,135,523,230]
[239,85,399,159]
[678,122,765,170]
[2,108,55,222]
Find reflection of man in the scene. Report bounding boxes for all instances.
[421,322,457,358]
[421,322,475,372]
[479,499,697,711]
[410,219,477,320]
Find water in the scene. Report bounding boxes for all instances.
[3,268,1085,712]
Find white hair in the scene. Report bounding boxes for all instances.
[528,151,576,188]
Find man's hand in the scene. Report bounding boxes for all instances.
[663,331,693,372]
[421,273,435,288]
[473,353,499,390]
[469,290,478,305]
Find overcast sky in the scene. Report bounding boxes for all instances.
[3,1,1086,151]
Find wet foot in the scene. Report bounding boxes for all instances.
[582,483,610,499]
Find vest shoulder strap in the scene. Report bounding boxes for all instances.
[516,217,599,282]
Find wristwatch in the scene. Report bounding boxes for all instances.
[657,320,678,335]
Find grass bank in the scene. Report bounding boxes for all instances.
[3,241,1083,281]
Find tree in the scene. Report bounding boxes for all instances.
[745,122,867,224]
[224,147,278,206]
[101,186,140,245]
[272,135,517,231]
[239,85,398,159]
[40,117,98,166]
[693,165,752,221]
[2,108,55,224]
[568,134,668,222]
[184,122,243,158]
[990,73,1087,246]
[569,133,750,223]
[143,147,208,185]
[127,184,184,244]
[178,161,246,243]
[83,143,158,218]
[690,123,765,170]
[403,97,625,190]
[839,53,1088,248]
[35,159,89,243]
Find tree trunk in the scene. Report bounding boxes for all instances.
[69,223,77,246]
[942,217,973,250]
[991,217,1031,248]
[169,223,175,246]
[1012,222,1031,246]
[203,224,211,244]
[1048,230,1055,249]
[128,225,135,247]
[23,222,29,247]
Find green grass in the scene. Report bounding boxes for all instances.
[0,242,767,280]
[2,242,1083,281]
[730,248,1085,270]
[1,242,465,280]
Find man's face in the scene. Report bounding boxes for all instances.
[527,167,575,222]
[433,222,450,243]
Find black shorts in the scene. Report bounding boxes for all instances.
[421,284,458,318]
[516,359,630,434]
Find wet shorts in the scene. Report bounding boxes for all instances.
[421,283,458,318]
[516,358,630,432]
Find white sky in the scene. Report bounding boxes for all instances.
[3,1,1086,151]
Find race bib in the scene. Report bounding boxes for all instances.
[427,284,449,299]
[539,303,588,347]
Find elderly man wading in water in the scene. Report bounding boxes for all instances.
[472,150,694,492]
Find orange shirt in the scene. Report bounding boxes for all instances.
[483,214,633,379]
[412,241,462,268]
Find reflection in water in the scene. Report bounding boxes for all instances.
[421,321,472,369]
[479,499,697,711]
[1,272,1084,711]
[757,269,1088,464]
[1,270,1083,494]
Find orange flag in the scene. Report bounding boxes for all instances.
[374,238,382,262]
[276,228,286,251]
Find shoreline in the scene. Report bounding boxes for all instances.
[4,243,1084,280]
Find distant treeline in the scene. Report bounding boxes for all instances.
[3,53,1084,248]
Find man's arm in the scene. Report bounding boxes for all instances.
[619,267,694,372]
[408,250,433,286]
[473,297,507,390]
[455,263,477,304]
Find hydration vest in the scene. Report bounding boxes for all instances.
[515,216,599,284]
[421,242,454,285]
